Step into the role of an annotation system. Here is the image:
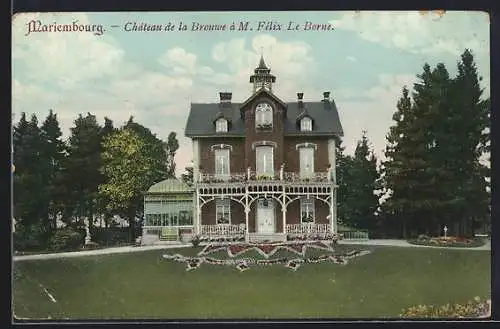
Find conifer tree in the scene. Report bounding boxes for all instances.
[62,113,103,226]
[335,138,352,227]
[40,110,67,230]
[346,131,380,231]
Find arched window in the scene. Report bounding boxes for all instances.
[301,117,312,131]
[215,118,228,132]
[255,102,273,128]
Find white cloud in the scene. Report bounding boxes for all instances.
[13,13,128,88]
[330,11,490,100]
[13,29,320,175]
[16,12,489,179]
[330,11,489,56]
[338,73,418,160]
[158,47,197,75]
[207,34,316,102]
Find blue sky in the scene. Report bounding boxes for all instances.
[12,11,490,175]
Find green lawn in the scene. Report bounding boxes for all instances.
[12,245,490,320]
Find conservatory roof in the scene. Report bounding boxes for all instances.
[146,179,193,194]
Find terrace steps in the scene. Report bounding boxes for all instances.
[248,233,287,243]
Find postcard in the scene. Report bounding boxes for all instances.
[12,11,491,321]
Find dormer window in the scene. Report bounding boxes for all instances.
[216,118,228,133]
[301,117,312,131]
[255,102,273,129]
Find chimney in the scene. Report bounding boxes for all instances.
[323,91,330,101]
[219,92,232,104]
[297,92,304,109]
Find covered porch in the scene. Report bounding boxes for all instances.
[195,183,338,242]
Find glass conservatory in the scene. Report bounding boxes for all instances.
[142,179,194,244]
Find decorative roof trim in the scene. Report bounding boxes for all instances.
[252,141,277,150]
[295,142,318,150]
[213,112,232,124]
[296,110,314,122]
[210,144,233,152]
[239,88,287,112]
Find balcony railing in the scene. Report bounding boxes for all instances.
[197,169,334,184]
[200,224,246,236]
[285,223,331,234]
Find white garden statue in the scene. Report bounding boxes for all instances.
[443,225,448,238]
[84,218,92,244]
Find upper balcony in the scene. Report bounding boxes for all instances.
[196,167,335,187]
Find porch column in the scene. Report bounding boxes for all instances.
[245,187,249,242]
[329,187,334,234]
[333,188,338,234]
[196,188,201,235]
[282,188,287,236]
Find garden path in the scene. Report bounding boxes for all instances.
[13,239,490,262]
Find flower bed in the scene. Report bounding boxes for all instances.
[197,235,245,243]
[198,241,335,259]
[286,233,342,243]
[400,297,491,319]
[408,236,485,248]
[162,244,372,272]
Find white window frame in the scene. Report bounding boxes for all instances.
[300,197,315,223]
[255,104,273,128]
[256,146,274,177]
[301,117,312,131]
[214,149,230,179]
[216,198,231,224]
[299,147,315,178]
[215,118,228,133]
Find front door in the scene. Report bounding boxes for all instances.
[257,199,275,234]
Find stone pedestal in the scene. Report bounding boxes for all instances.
[84,219,92,245]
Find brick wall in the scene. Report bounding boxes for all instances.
[283,136,331,172]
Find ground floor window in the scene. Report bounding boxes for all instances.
[216,197,231,224]
[300,197,315,223]
[144,199,193,226]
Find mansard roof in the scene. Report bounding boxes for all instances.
[185,96,343,138]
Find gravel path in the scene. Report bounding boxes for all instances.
[13,239,490,262]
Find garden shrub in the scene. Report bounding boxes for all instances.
[191,235,200,248]
[13,222,47,251]
[89,227,142,246]
[48,228,83,252]
[400,297,490,319]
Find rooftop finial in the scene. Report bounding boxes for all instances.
[257,48,268,70]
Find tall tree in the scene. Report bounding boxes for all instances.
[413,63,455,235]
[40,110,67,230]
[345,131,380,231]
[61,113,103,227]
[382,85,422,238]
[335,137,353,227]
[165,132,179,178]
[124,116,170,183]
[13,113,29,173]
[383,51,490,238]
[13,113,31,226]
[13,114,48,232]
[446,50,491,235]
[97,117,117,227]
[99,128,152,242]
